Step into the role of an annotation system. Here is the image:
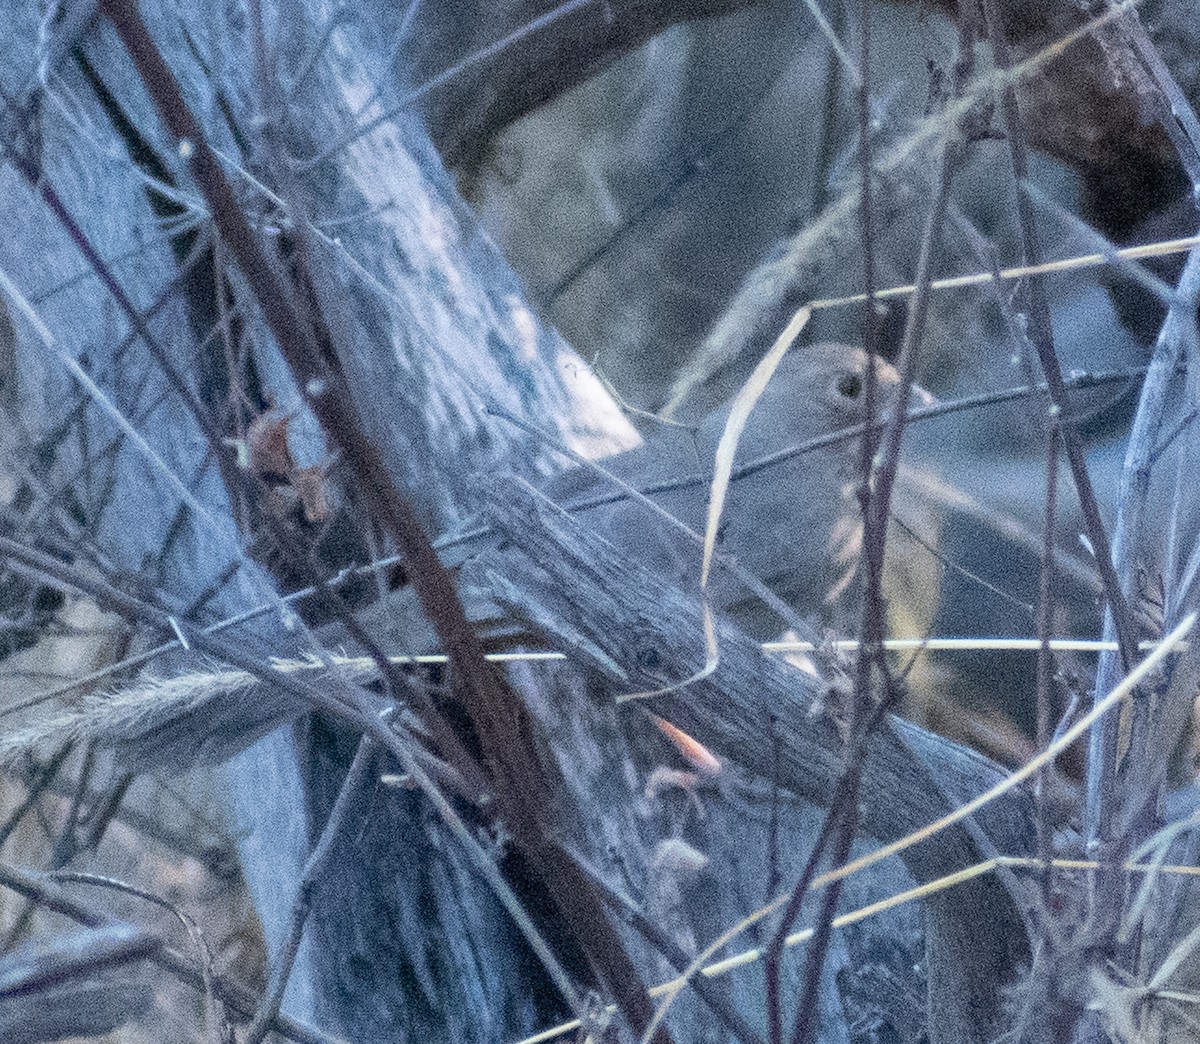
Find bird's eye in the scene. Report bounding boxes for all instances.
[836,373,863,400]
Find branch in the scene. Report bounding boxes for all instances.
[405,0,759,173]
[466,476,1035,1042]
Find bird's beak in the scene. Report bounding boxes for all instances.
[908,383,938,411]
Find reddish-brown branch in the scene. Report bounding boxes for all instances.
[94,3,672,1037]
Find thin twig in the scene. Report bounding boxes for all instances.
[763,753,869,1044]
[244,736,376,1044]
[577,855,766,1044]
[980,0,1137,673]
[1096,241,1200,863]
[0,743,74,851]
[544,66,788,305]
[1111,6,1200,187]
[0,862,347,1044]
[786,1,887,1039]
[1036,406,1060,894]
[49,869,226,1044]
[789,12,971,1039]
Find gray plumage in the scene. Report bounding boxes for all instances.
[421,342,905,641]
[537,343,901,635]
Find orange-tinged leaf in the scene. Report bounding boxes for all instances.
[651,713,722,776]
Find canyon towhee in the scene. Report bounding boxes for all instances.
[399,342,923,645]
[536,342,916,636]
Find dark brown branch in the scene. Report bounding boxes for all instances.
[405,0,759,173]
[980,0,1137,672]
[93,5,673,1036]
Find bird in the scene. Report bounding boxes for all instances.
[416,342,925,644]
[307,341,940,670]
